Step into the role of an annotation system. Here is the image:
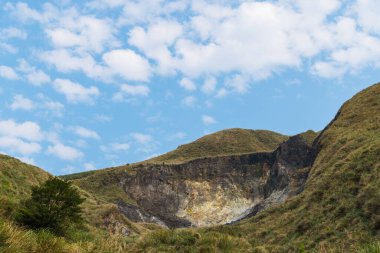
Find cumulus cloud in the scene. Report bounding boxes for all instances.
[181,96,196,107]
[0,27,27,40]
[130,132,157,153]
[113,84,150,102]
[354,0,380,34]
[201,77,217,94]
[10,94,34,111]
[0,137,41,155]
[41,49,105,79]
[131,132,153,145]
[169,132,186,140]
[47,142,83,161]
[225,75,249,94]
[0,65,18,80]
[0,119,42,141]
[179,78,196,91]
[0,119,43,155]
[102,49,151,82]
[202,115,217,125]
[84,162,96,171]
[53,79,99,104]
[18,59,50,85]
[71,126,100,140]
[100,142,130,153]
[46,15,118,53]
[128,20,182,74]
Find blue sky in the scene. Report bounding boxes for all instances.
[1,0,380,175]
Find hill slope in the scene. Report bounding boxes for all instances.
[146,128,288,164]
[130,83,380,252]
[0,155,50,216]
[0,154,50,197]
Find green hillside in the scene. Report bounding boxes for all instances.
[147,128,288,164]
[0,156,153,253]
[0,154,50,197]
[129,83,380,252]
[0,155,50,217]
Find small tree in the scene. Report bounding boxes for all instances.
[17,177,85,235]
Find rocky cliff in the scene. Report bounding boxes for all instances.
[117,133,316,228]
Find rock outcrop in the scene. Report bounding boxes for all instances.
[118,133,316,228]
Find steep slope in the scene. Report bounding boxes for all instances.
[146,128,288,164]
[0,154,50,197]
[130,83,380,252]
[121,132,315,228]
[0,155,50,216]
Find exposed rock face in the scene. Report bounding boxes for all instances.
[119,134,315,228]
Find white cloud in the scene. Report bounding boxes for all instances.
[0,42,18,54]
[113,84,150,102]
[0,119,43,155]
[128,20,182,74]
[6,2,118,53]
[225,75,249,93]
[16,156,36,165]
[100,142,130,153]
[0,27,27,39]
[94,114,112,122]
[34,94,65,116]
[0,65,18,80]
[130,132,157,153]
[5,2,46,22]
[43,100,65,116]
[10,94,34,111]
[98,0,187,25]
[0,120,42,141]
[202,115,217,125]
[0,137,41,155]
[169,132,186,140]
[354,0,380,34]
[120,84,150,96]
[46,15,118,53]
[71,126,100,140]
[47,142,83,161]
[41,49,106,80]
[102,49,151,82]
[181,96,196,107]
[18,59,50,86]
[179,78,196,91]
[131,132,153,145]
[53,78,99,104]
[84,162,96,171]
[201,77,217,94]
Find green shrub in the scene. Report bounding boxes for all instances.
[16,177,85,236]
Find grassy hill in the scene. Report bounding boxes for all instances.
[147,128,288,164]
[128,83,380,252]
[0,155,154,253]
[0,154,50,197]
[0,155,50,217]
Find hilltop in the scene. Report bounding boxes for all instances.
[147,128,288,164]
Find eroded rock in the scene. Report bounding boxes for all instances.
[119,134,315,227]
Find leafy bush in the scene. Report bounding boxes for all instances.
[17,177,85,235]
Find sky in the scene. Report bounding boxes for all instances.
[1,0,380,175]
